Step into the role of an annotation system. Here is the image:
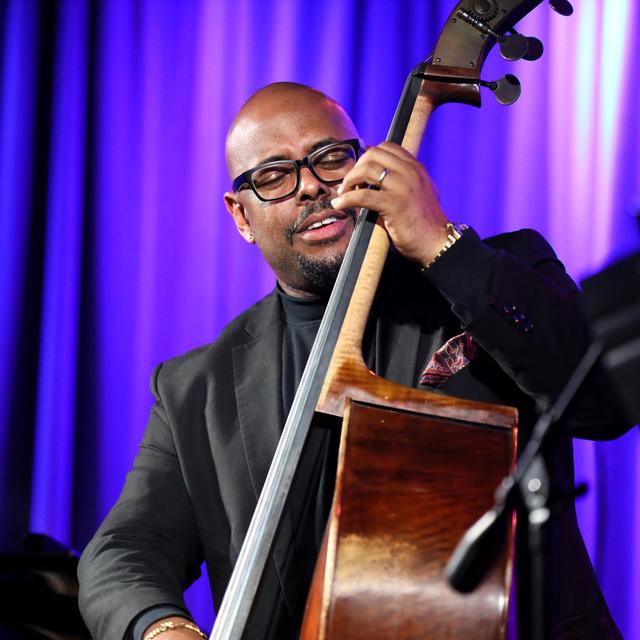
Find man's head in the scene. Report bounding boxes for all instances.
[224,82,361,297]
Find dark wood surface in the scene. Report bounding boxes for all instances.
[302,400,516,640]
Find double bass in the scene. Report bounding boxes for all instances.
[211,1,574,638]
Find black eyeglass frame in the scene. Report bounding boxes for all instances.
[231,138,365,202]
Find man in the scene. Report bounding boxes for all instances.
[78,82,624,639]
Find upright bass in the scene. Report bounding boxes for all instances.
[211,1,573,638]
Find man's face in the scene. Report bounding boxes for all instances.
[224,90,360,296]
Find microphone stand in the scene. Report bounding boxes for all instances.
[445,341,601,640]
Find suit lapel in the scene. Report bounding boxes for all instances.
[233,292,284,500]
[370,256,452,388]
[372,312,424,386]
[232,291,303,620]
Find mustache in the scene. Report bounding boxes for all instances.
[285,199,357,244]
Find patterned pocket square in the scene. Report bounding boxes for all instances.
[420,332,477,387]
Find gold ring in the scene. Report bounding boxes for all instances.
[376,167,389,187]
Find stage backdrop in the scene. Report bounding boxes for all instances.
[1,0,638,636]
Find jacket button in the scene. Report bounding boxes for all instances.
[513,312,526,324]
[523,320,535,333]
[503,303,517,315]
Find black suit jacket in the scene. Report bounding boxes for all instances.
[78,228,623,639]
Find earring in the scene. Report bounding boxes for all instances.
[247,233,254,242]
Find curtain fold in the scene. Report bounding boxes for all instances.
[1,0,638,635]
[29,0,89,543]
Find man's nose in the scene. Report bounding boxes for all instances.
[295,166,330,203]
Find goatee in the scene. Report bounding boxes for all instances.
[286,198,357,294]
[295,252,344,295]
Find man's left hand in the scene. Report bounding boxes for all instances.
[330,141,450,268]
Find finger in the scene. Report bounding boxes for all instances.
[339,147,410,192]
[340,143,420,191]
[376,141,420,163]
[361,144,416,173]
[338,161,396,194]
[331,185,395,213]
[363,141,417,164]
[355,143,419,174]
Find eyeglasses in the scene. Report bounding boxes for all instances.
[232,138,364,202]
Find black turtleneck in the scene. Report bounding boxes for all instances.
[277,287,328,417]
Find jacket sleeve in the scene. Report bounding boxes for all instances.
[422,227,629,439]
[78,363,203,640]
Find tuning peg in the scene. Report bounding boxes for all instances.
[550,0,573,16]
[523,37,544,61]
[500,29,544,62]
[456,8,545,64]
[500,32,529,61]
[482,74,521,105]
[500,33,529,60]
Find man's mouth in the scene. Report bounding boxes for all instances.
[297,210,347,234]
[296,209,355,245]
[287,200,357,245]
[304,215,340,231]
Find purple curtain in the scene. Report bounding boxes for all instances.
[1,0,638,635]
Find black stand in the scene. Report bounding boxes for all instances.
[520,454,551,640]
[581,249,640,426]
[445,341,602,640]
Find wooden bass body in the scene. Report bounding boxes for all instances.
[302,389,517,639]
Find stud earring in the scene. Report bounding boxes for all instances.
[247,233,254,242]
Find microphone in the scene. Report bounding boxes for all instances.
[445,503,508,593]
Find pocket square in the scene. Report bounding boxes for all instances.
[420,332,477,387]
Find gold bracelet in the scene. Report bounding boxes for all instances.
[144,620,208,640]
[421,222,468,271]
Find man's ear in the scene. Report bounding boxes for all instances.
[224,192,255,244]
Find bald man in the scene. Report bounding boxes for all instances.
[223,82,449,296]
[78,83,622,640]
